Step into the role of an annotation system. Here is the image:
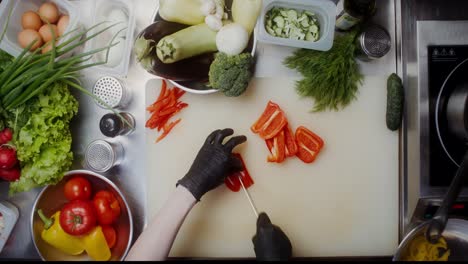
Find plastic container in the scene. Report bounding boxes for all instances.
[257,0,337,51]
[82,0,135,77]
[0,201,19,253]
[0,0,81,57]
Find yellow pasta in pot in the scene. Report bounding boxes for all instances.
[402,235,450,261]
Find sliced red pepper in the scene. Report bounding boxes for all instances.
[295,126,324,164]
[175,88,186,99]
[225,153,254,192]
[265,130,286,163]
[224,175,241,192]
[251,101,288,140]
[156,119,182,143]
[284,125,298,157]
[158,80,168,102]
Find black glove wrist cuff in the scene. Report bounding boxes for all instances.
[177,176,203,202]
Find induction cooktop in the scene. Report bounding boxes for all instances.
[428,45,468,187]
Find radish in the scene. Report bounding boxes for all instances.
[0,166,20,182]
[0,145,17,169]
[0,128,13,144]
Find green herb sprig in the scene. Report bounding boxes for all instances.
[284,31,363,112]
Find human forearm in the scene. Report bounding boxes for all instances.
[125,186,196,261]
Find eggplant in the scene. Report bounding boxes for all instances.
[134,20,216,82]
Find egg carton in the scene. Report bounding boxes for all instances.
[0,201,19,253]
[0,0,81,57]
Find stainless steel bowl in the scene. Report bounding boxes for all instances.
[393,219,468,261]
[150,1,258,95]
[30,170,133,261]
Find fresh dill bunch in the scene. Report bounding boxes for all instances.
[284,31,363,112]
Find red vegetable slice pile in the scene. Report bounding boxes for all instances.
[225,153,254,192]
[146,80,188,143]
[295,126,324,163]
[251,101,287,140]
[252,101,324,164]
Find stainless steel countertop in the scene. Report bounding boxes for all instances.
[0,0,400,259]
[0,0,156,259]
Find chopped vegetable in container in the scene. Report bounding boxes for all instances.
[265,7,320,42]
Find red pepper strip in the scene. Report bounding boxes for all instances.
[225,153,254,192]
[295,126,324,164]
[175,88,186,99]
[251,101,288,140]
[157,111,178,132]
[266,130,286,163]
[158,80,167,102]
[167,88,177,108]
[224,175,241,192]
[147,80,168,111]
[158,106,179,117]
[284,125,298,157]
[156,119,181,143]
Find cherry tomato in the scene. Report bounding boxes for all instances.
[60,200,97,236]
[64,176,92,201]
[93,190,121,225]
[101,225,117,249]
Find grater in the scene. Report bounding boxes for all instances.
[92,76,131,109]
[85,139,124,173]
[355,23,391,61]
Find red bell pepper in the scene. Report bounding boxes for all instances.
[251,101,288,140]
[295,126,324,164]
[225,153,254,192]
[266,130,286,163]
[284,125,298,157]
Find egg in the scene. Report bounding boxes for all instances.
[39,24,58,43]
[57,15,70,36]
[42,41,53,54]
[38,2,60,24]
[18,29,43,51]
[22,11,43,31]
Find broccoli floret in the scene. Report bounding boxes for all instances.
[208,52,254,97]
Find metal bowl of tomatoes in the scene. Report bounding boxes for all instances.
[30,170,133,261]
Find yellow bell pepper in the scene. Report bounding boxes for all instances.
[82,226,111,261]
[37,209,84,256]
[38,210,111,261]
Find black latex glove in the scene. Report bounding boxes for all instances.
[252,213,292,261]
[177,128,247,201]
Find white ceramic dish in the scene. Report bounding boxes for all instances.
[151,1,257,95]
[0,201,19,253]
[83,0,136,77]
[0,0,81,57]
[257,0,337,51]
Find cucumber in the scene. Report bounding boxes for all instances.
[264,6,320,42]
[386,73,405,131]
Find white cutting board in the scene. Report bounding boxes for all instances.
[145,77,398,258]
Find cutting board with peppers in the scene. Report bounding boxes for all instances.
[145,77,398,258]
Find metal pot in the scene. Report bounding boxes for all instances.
[394,81,468,261]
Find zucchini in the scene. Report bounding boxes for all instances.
[159,0,205,26]
[386,73,405,131]
[156,23,218,64]
[232,0,262,36]
[264,6,320,42]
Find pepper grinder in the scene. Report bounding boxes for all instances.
[99,112,135,138]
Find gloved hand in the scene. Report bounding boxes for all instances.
[252,213,292,261]
[177,128,247,201]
